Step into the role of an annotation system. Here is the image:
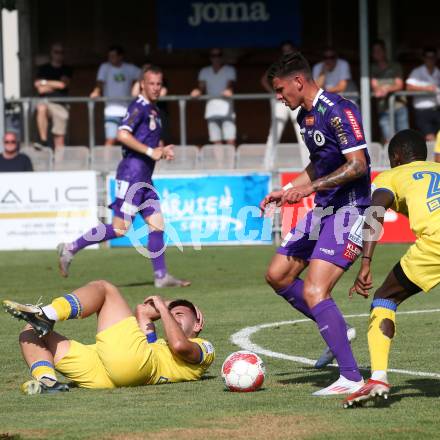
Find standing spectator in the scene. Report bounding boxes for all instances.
[0,132,33,172]
[90,46,140,146]
[371,40,409,143]
[34,43,72,151]
[190,48,236,145]
[406,47,440,141]
[261,41,306,153]
[312,48,352,94]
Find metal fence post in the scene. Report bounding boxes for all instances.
[388,93,396,139]
[88,100,95,149]
[178,99,187,146]
[22,99,30,146]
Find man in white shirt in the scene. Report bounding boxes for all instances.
[190,48,236,145]
[90,46,140,146]
[406,47,440,141]
[312,48,352,94]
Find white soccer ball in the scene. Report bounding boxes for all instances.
[221,351,266,392]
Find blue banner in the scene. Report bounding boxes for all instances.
[107,173,273,247]
[157,0,301,49]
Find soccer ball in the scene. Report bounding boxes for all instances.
[221,351,265,392]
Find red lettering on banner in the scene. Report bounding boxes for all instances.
[343,109,364,141]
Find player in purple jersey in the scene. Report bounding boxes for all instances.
[260,52,371,395]
[57,66,190,288]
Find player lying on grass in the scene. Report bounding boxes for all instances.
[344,129,440,407]
[3,280,215,394]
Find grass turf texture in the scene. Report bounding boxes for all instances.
[1,244,439,440]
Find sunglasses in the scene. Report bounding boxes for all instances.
[4,140,17,144]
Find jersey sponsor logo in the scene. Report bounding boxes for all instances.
[317,103,327,115]
[343,241,361,261]
[330,116,349,145]
[313,130,325,146]
[202,341,214,354]
[343,109,364,141]
[188,1,270,26]
[348,215,365,247]
[305,115,315,126]
[318,94,335,107]
[149,113,157,131]
[319,247,335,255]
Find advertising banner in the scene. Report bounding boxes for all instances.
[0,171,98,250]
[280,171,415,243]
[107,173,273,247]
[156,0,301,49]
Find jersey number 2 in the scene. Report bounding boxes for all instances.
[413,171,440,212]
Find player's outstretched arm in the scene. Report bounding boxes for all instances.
[349,189,395,299]
[117,129,163,160]
[145,296,202,364]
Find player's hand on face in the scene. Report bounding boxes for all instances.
[144,295,168,313]
[282,184,314,204]
[163,144,175,160]
[349,263,372,299]
[136,302,161,321]
[259,190,284,215]
[194,305,205,330]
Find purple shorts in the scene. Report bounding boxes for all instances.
[277,206,366,270]
[109,179,161,221]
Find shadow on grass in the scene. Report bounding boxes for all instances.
[116,280,154,288]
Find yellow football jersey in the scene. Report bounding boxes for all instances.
[145,337,215,385]
[373,161,440,239]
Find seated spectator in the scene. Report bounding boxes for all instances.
[190,48,236,145]
[312,48,352,94]
[34,43,72,151]
[406,47,440,141]
[0,132,33,172]
[371,40,408,143]
[90,46,140,146]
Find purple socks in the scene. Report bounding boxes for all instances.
[69,224,117,254]
[276,279,315,321]
[311,298,362,382]
[148,230,167,279]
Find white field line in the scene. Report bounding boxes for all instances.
[231,308,440,379]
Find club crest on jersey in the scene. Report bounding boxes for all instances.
[344,109,364,140]
[305,115,315,126]
[313,130,325,146]
[149,113,157,130]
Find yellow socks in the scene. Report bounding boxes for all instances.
[368,299,397,373]
[30,360,57,382]
[42,293,82,321]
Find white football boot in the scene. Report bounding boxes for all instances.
[313,375,364,396]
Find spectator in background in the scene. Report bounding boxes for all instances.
[90,46,140,146]
[190,48,236,145]
[261,41,305,148]
[0,132,33,172]
[371,40,408,143]
[406,47,440,141]
[132,62,170,144]
[313,48,352,94]
[34,43,72,151]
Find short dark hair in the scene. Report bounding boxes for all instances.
[108,45,125,56]
[372,39,386,50]
[267,52,312,84]
[279,40,296,49]
[388,129,427,161]
[168,299,197,318]
[142,64,162,77]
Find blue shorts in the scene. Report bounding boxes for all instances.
[277,206,366,270]
[105,116,123,140]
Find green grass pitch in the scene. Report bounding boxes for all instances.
[1,244,440,439]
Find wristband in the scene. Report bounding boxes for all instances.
[361,256,372,261]
[146,147,154,158]
[283,182,293,191]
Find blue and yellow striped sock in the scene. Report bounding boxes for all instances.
[42,293,82,321]
[30,360,57,382]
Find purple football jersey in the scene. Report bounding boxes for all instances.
[117,95,162,182]
[297,89,371,209]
